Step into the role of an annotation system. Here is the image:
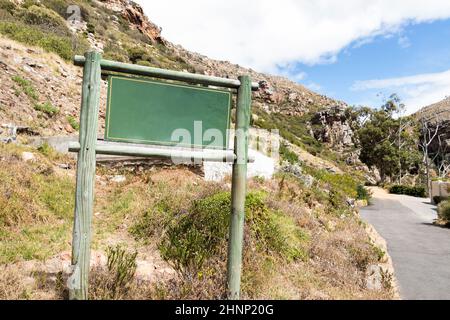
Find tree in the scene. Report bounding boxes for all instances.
[435,134,450,178]
[418,114,443,194]
[357,95,421,183]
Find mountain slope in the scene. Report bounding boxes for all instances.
[0,0,396,301]
[0,0,352,157]
[416,97,450,121]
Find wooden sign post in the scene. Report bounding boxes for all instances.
[68,51,257,300]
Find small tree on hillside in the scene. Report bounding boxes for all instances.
[357,94,421,183]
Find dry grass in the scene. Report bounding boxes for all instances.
[0,144,75,264]
[0,265,31,300]
[0,143,394,300]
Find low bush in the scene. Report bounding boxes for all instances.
[17,5,70,36]
[136,60,153,67]
[40,0,68,18]
[438,201,450,222]
[34,101,59,117]
[433,196,449,205]
[66,116,79,131]
[0,0,15,14]
[0,144,74,263]
[357,185,372,202]
[389,185,427,198]
[126,46,148,63]
[0,21,73,60]
[279,143,299,164]
[12,75,39,101]
[89,245,138,300]
[157,191,308,272]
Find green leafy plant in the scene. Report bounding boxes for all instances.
[105,245,138,297]
[0,0,15,14]
[389,185,426,198]
[12,76,38,101]
[279,143,299,164]
[0,21,73,60]
[438,201,450,222]
[17,5,69,36]
[357,185,372,202]
[67,116,80,131]
[34,101,59,117]
[433,196,449,205]
[158,191,308,272]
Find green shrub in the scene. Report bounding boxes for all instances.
[158,191,308,271]
[72,34,91,56]
[279,143,299,164]
[126,46,148,63]
[66,116,79,131]
[0,0,16,14]
[438,201,450,222]
[159,192,231,270]
[357,185,372,202]
[0,8,13,20]
[0,21,73,60]
[86,22,95,34]
[103,51,128,63]
[306,167,359,198]
[21,0,38,9]
[389,185,427,198]
[37,142,53,157]
[103,245,138,299]
[17,5,70,36]
[433,196,449,205]
[12,75,38,101]
[40,0,67,17]
[136,60,153,67]
[34,101,59,116]
[38,35,73,60]
[103,42,129,62]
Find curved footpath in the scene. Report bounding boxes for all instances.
[360,188,450,300]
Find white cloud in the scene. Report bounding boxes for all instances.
[351,70,450,113]
[136,0,450,72]
[398,35,412,48]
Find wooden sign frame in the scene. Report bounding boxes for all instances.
[68,51,257,300]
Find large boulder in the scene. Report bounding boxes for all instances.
[311,106,354,150]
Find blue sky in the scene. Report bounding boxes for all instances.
[138,0,450,114]
[292,19,450,111]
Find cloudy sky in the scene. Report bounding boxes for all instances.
[136,0,450,114]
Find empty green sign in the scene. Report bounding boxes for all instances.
[105,76,232,149]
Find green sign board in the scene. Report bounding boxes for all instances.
[105,76,232,149]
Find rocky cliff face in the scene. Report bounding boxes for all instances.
[311,106,354,151]
[98,0,163,43]
[417,97,450,122]
[416,98,450,177]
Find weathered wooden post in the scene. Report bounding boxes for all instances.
[227,75,252,300]
[68,51,102,300]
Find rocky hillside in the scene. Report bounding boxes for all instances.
[416,97,450,122]
[415,97,450,178]
[0,1,396,301]
[0,0,357,165]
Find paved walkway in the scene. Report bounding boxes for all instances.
[360,188,450,300]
